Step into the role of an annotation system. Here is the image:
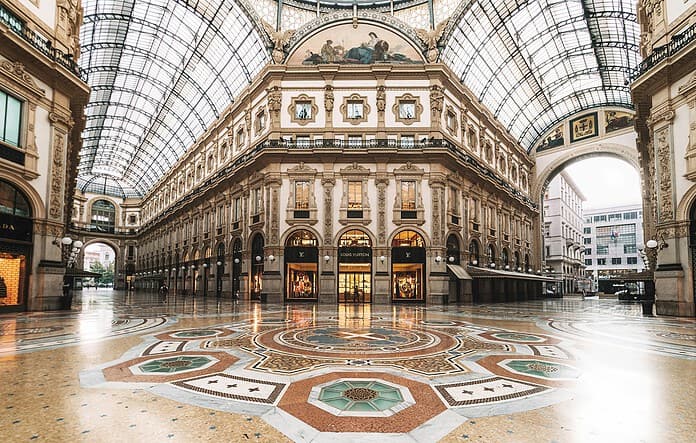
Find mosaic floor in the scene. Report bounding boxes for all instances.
[1,290,694,442]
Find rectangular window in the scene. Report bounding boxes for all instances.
[252,188,262,214]
[623,211,638,220]
[597,258,606,265]
[583,227,591,234]
[399,102,415,119]
[597,245,608,254]
[608,213,622,221]
[295,181,310,209]
[611,258,622,265]
[401,181,416,210]
[256,111,266,132]
[296,102,312,120]
[585,259,592,265]
[583,237,591,244]
[237,130,245,148]
[347,101,363,119]
[348,181,362,209]
[545,246,550,257]
[234,197,241,221]
[0,90,22,147]
[585,248,591,255]
[627,257,638,264]
[594,215,606,222]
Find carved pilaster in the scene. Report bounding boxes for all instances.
[655,127,674,221]
[685,100,696,181]
[376,176,389,246]
[49,130,66,220]
[321,177,335,246]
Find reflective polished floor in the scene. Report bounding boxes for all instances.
[1,290,694,442]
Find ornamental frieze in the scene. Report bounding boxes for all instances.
[656,128,674,221]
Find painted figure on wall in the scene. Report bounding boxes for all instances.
[291,24,422,65]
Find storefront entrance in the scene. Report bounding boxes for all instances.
[391,230,425,302]
[0,180,32,312]
[337,230,372,303]
[285,230,318,301]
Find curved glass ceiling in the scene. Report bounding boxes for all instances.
[442,0,639,151]
[77,0,269,197]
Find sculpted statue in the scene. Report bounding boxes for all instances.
[262,20,295,64]
[415,20,448,63]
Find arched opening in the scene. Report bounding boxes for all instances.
[202,247,211,297]
[338,229,372,303]
[539,154,643,297]
[445,234,472,303]
[90,199,116,233]
[469,240,480,265]
[501,248,510,269]
[391,230,426,302]
[487,244,497,268]
[0,179,32,311]
[690,202,696,311]
[250,234,264,299]
[82,242,116,290]
[284,230,318,301]
[216,243,224,298]
[232,238,242,298]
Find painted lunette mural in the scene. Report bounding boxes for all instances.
[287,24,423,65]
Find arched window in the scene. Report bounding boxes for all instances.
[0,180,31,217]
[487,244,496,264]
[391,230,424,247]
[286,229,318,246]
[446,234,460,264]
[469,240,480,264]
[501,248,509,266]
[339,229,371,247]
[91,200,116,233]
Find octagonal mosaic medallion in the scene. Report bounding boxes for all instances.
[499,358,580,380]
[309,378,415,417]
[131,355,218,375]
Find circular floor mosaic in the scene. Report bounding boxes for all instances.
[255,324,457,358]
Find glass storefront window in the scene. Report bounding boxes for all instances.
[286,264,316,298]
[392,264,422,300]
[0,253,26,307]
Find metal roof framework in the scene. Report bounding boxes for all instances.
[77,0,269,198]
[442,0,639,151]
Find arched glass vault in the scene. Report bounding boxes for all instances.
[76,0,640,197]
[442,0,639,151]
[77,0,269,198]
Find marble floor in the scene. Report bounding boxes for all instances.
[0,290,694,442]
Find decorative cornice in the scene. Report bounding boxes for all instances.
[679,72,696,96]
[49,111,75,129]
[0,60,45,96]
[646,108,675,126]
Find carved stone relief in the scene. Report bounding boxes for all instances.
[656,127,674,221]
[49,132,66,220]
[321,177,335,246]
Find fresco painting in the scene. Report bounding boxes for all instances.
[287,24,423,65]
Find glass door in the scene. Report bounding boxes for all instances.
[338,265,371,303]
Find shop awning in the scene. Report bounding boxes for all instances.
[466,266,557,282]
[447,264,472,280]
[65,268,102,278]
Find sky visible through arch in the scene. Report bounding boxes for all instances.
[564,157,642,210]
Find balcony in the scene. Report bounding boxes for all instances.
[631,22,696,81]
[0,3,86,81]
[69,222,137,236]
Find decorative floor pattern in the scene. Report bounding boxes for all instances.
[1,292,695,442]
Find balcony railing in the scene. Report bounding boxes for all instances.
[631,22,696,81]
[70,222,138,235]
[262,138,453,150]
[0,2,86,81]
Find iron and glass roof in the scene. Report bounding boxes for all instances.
[76,0,640,198]
[77,0,269,198]
[442,0,639,151]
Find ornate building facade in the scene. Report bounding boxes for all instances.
[633,0,696,316]
[127,54,540,304]
[0,0,89,311]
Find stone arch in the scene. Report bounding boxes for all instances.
[280,226,322,247]
[387,226,431,248]
[334,226,377,247]
[676,184,696,221]
[532,142,640,202]
[0,171,45,220]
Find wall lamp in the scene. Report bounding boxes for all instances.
[268,255,275,262]
[379,255,386,263]
[435,255,442,263]
[448,256,455,263]
[471,260,478,266]
[646,233,668,251]
[216,261,223,266]
[255,255,262,262]
[234,258,241,264]
[323,255,330,263]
